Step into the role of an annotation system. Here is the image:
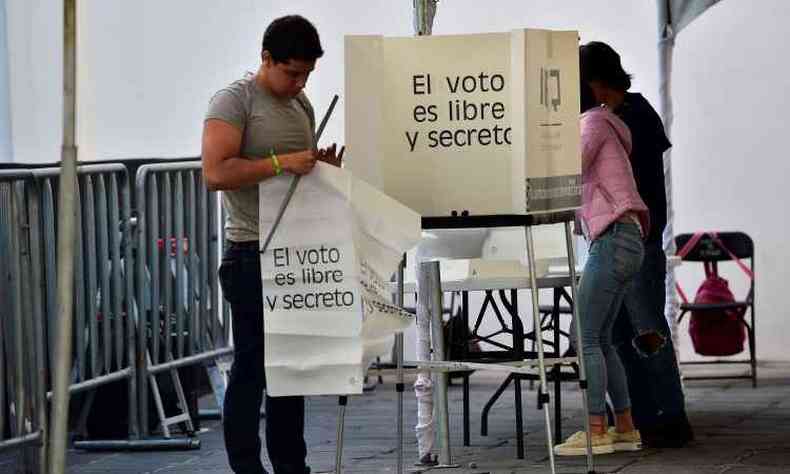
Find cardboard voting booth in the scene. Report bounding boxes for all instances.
[340,28,587,473]
[259,163,421,396]
[345,29,581,217]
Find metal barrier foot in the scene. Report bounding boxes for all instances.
[73,437,200,451]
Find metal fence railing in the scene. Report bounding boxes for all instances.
[2,164,140,470]
[134,161,231,437]
[1,160,233,466]
[0,170,47,471]
[29,164,139,430]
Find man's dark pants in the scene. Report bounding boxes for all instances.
[219,241,308,474]
[614,239,694,445]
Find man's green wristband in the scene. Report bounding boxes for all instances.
[271,152,282,175]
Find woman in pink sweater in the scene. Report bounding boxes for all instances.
[555,76,649,456]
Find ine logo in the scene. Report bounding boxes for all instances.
[540,67,561,112]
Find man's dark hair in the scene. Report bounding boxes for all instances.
[580,41,632,92]
[262,15,324,63]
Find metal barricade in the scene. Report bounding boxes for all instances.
[134,161,231,437]
[2,159,232,460]
[0,170,47,472]
[28,164,139,439]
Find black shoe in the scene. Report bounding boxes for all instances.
[270,465,310,474]
[641,417,695,448]
[415,453,438,467]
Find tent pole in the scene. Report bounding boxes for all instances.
[657,1,680,348]
[49,0,79,473]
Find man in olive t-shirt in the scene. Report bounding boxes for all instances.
[202,15,342,474]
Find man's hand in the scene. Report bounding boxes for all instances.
[281,150,317,175]
[317,143,345,168]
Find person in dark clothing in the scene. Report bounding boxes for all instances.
[579,41,694,448]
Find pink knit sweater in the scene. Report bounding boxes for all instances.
[578,107,649,241]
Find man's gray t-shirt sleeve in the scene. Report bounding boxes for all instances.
[205,89,246,131]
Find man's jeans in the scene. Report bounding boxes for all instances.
[219,241,308,474]
[614,239,689,428]
[576,222,644,416]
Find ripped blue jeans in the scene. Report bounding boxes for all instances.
[614,240,688,428]
[576,222,644,416]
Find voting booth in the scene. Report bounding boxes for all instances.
[345,29,580,217]
[341,29,593,473]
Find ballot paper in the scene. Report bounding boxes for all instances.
[259,163,421,396]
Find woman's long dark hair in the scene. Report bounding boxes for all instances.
[579,41,632,113]
[580,41,632,92]
[580,80,598,113]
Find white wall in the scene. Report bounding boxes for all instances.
[6,0,61,163]
[669,1,790,362]
[0,0,12,162]
[6,0,790,360]
[6,0,412,163]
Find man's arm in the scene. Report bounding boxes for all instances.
[201,119,317,191]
